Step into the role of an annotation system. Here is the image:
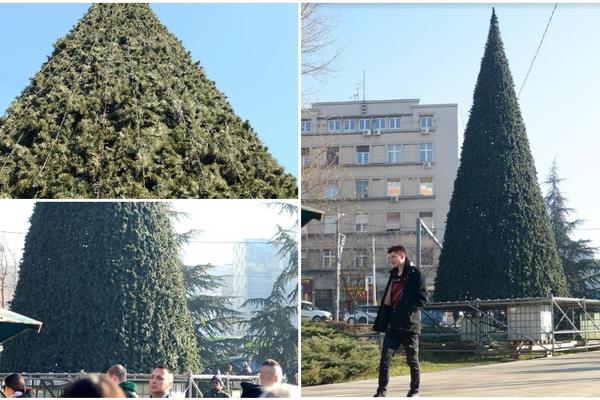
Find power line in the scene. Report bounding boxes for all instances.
[517,4,558,98]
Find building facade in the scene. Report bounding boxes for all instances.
[301,99,460,313]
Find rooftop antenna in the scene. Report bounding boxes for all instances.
[362,70,366,102]
[350,86,359,101]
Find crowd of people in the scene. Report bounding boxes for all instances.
[1,359,298,398]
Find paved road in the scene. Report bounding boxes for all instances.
[301,350,600,396]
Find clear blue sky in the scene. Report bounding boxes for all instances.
[304,3,600,250]
[0,3,298,177]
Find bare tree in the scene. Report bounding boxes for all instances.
[0,239,18,308]
[301,3,343,79]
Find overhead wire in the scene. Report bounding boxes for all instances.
[517,4,558,98]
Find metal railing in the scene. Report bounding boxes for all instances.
[13,372,259,398]
[417,295,600,356]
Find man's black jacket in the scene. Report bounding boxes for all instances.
[372,259,428,334]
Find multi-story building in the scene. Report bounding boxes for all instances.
[208,241,288,336]
[301,99,460,313]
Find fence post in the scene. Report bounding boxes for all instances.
[549,293,555,357]
[583,298,588,351]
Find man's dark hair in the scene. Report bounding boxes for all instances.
[152,364,173,375]
[260,359,281,368]
[62,375,124,398]
[107,364,127,383]
[387,245,406,254]
[4,373,26,392]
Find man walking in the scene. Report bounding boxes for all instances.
[372,245,428,397]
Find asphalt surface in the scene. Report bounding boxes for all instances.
[301,350,600,397]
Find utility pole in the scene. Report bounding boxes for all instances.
[335,214,346,322]
[416,218,422,268]
[372,236,377,305]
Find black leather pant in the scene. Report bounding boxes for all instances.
[377,328,420,393]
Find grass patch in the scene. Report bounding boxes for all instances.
[301,322,540,386]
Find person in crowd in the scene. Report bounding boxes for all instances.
[2,374,33,398]
[241,359,283,398]
[242,361,253,375]
[62,375,125,398]
[106,364,138,398]
[204,375,230,398]
[149,365,174,398]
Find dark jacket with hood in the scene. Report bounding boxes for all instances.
[372,258,428,334]
[240,382,264,398]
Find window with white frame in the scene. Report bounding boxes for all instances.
[387,179,401,197]
[324,215,336,234]
[356,179,369,199]
[328,119,341,132]
[359,118,371,131]
[344,119,357,132]
[356,145,369,164]
[324,181,339,199]
[386,212,401,231]
[419,177,433,196]
[323,249,334,268]
[326,146,339,166]
[301,120,312,133]
[301,147,310,166]
[373,117,386,130]
[355,213,368,232]
[354,249,368,268]
[301,250,307,267]
[420,143,433,162]
[389,117,402,129]
[420,115,433,130]
[387,144,401,163]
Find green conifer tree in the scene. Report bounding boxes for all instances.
[1,202,200,373]
[0,4,296,199]
[434,9,568,301]
[544,159,600,298]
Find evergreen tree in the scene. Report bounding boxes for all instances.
[182,263,243,372]
[434,9,568,301]
[544,159,600,297]
[1,202,200,373]
[0,4,296,199]
[243,203,298,377]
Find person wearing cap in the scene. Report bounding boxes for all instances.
[205,376,230,398]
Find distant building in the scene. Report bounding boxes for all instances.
[211,240,288,336]
[301,98,461,313]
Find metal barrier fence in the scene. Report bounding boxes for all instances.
[14,373,259,398]
[418,295,600,355]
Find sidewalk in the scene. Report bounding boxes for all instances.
[301,350,600,397]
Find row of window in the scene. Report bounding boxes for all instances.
[301,115,434,133]
[320,211,434,234]
[304,243,434,269]
[323,177,434,199]
[301,143,433,166]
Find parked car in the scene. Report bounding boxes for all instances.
[346,305,378,324]
[301,301,332,322]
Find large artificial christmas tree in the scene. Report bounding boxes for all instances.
[434,9,568,301]
[1,202,200,373]
[0,4,296,199]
